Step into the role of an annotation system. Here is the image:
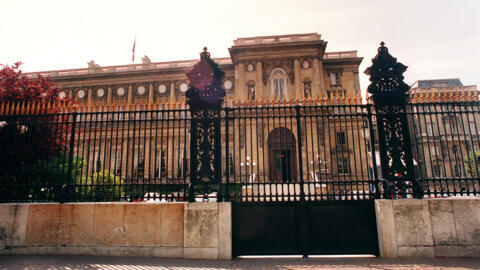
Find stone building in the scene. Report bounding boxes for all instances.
[26,33,367,190]
[409,79,479,191]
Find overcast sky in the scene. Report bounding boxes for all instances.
[1,0,479,92]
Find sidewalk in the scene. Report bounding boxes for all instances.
[1,255,480,270]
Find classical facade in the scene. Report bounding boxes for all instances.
[26,33,366,190]
[409,79,480,190]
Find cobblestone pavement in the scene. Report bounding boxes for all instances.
[1,255,480,270]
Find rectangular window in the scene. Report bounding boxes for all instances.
[110,150,122,175]
[337,157,350,174]
[454,164,462,177]
[433,165,442,177]
[223,149,235,176]
[336,132,346,145]
[136,149,145,178]
[94,151,101,173]
[427,124,433,136]
[329,72,341,86]
[154,150,166,178]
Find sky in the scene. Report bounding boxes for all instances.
[1,0,479,93]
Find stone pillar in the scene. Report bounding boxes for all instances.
[127,85,133,105]
[294,58,302,98]
[316,58,325,97]
[87,88,93,106]
[148,83,154,103]
[236,62,246,99]
[107,86,112,104]
[256,61,264,99]
[170,82,175,102]
[313,58,321,97]
[144,137,151,178]
[122,138,128,179]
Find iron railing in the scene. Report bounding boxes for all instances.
[0,98,479,202]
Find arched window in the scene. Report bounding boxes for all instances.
[270,68,288,100]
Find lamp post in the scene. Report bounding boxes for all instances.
[241,156,256,183]
[310,155,328,181]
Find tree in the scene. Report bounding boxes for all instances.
[0,62,73,201]
[464,151,480,177]
[0,62,67,103]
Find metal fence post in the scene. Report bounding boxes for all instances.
[295,105,305,201]
[224,107,230,201]
[365,42,423,199]
[61,110,77,203]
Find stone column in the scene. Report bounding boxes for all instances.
[122,138,128,179]
[107,86,112,104]
[294,58,302,98]
[87,88,93,106]
[256,61,264,99]
[313,58,321,97]
[316,58,325,97]
[148,83,154,103]
[236,62,246,99]
[127,85,133,105]
[170,82,175,102]
[144,137,151,178]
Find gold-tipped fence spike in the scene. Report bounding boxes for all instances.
[25,102,31,115]
[468,89,473,102]
[8,102,13,115]
[460,90,466,102]
[48,100,54,113]
[20,102,25,114]
[41,102,47,114]
[448,91,454,102]
[15,102,20,115]
[11,102,16,115]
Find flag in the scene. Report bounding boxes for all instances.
[132,36,136,63]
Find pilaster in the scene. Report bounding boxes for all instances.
[294,58,301,98]
[256,61,264,99]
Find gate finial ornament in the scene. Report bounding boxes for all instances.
[365,42,409,105]
[186,47,225,111]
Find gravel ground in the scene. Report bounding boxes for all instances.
[1,255,480,270]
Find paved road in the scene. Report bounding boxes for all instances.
[1,255,480,270]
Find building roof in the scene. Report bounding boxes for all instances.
[25,33,360,79]
[411,79,463,88]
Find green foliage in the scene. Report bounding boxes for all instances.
[0,152,85,201]
[463,151,480,176]
[77,170,124,201]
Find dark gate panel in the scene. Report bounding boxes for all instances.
[308,201,379,255]
[232,203,299,256]
[232,201,378,257]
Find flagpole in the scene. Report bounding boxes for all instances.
[132,36,136,63]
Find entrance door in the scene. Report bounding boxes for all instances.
[274,150,291,182]
[268,128,297,182]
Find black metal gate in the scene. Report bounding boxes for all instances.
[232,201,378,256]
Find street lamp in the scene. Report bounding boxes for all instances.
[241,156,256,183]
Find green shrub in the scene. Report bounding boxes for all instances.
[78,170,123,201]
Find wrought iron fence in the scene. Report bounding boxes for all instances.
[0,98,479,203]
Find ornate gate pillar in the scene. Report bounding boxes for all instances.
[186,48,226,202]
[365,42,423,199]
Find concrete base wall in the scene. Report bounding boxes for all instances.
[0,202,231,260]
[375,198,480,258]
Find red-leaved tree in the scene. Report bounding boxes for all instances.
[0,62,73,200]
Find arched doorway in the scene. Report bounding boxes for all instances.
[267,127,297,182]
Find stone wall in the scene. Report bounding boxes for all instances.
[375,198,480,258]
[0,202,231,260]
